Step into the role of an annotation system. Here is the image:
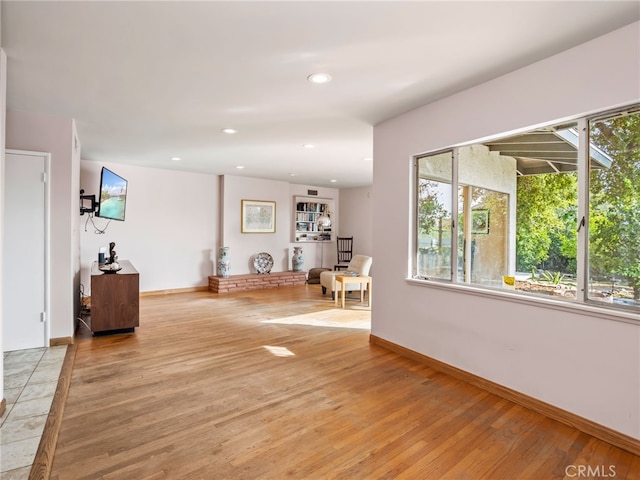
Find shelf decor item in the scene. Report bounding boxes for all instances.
[292,247,304,271]
[99,241,121,273]
[242,199,276,233]
[254,252,274,274]
[217,246,230,278]
[98,263,122,274]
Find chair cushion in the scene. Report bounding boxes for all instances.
[320,255,372,292]
[347,255,372,276]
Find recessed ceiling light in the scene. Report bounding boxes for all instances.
[363,157,373,162]
[330,179,337,183]
[289,173,296,177]
[170,157,181,161]
[222,128,237,134]
[307,73,332,84]
[236,165,245,169]
[303,144,315,149]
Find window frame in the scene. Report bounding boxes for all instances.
[410,104,640,320]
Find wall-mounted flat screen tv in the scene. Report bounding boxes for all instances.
[96,167,128,221]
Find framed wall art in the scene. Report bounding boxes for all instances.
[241,199,276,233]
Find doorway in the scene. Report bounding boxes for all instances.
[2,150,50,351]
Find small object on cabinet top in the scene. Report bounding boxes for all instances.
[99,262,122,274]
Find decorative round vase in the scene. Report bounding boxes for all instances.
[217,247,230,278]
[292,247,304,272]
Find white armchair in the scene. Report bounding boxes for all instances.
[320,255,372,299]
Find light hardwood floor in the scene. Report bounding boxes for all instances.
[50,285,639,479]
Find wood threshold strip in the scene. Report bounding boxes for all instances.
[29,343,77,480]
[49,337,73,347]
[369,334,640,457]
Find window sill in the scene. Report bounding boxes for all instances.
[405,277,640,326]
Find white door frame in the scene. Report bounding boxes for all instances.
[5,149,51,347]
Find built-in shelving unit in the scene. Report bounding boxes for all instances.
[294,196,334,242]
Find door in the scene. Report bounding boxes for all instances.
[3,150,48,351]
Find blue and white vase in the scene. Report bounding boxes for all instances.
[217,247,230,278]
[292,246,304,271]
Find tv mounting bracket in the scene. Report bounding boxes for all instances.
[79,189,98,215]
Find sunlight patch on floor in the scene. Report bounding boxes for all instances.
[263,345,296,357]
[261,309,370,330]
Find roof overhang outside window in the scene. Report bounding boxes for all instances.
[484,128,612,175]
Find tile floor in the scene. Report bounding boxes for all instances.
[1,346,67,480]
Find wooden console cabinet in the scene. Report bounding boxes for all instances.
[90,260,139,334]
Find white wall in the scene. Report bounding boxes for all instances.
[83,170,356,283]
[80,161,218,294]
[337,186,373,271]
[221,175,293,274]
[6,110,77,342]
[0,45,6,401]
[221,175,340,274]
[373,21,640,439]
[82,170,345,289]
[71,122,81,325]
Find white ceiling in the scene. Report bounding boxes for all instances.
[2,1,639,188]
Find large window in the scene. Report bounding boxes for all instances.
[588,109,640,307]
[417,151,453,280]
[414,105,640,313]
